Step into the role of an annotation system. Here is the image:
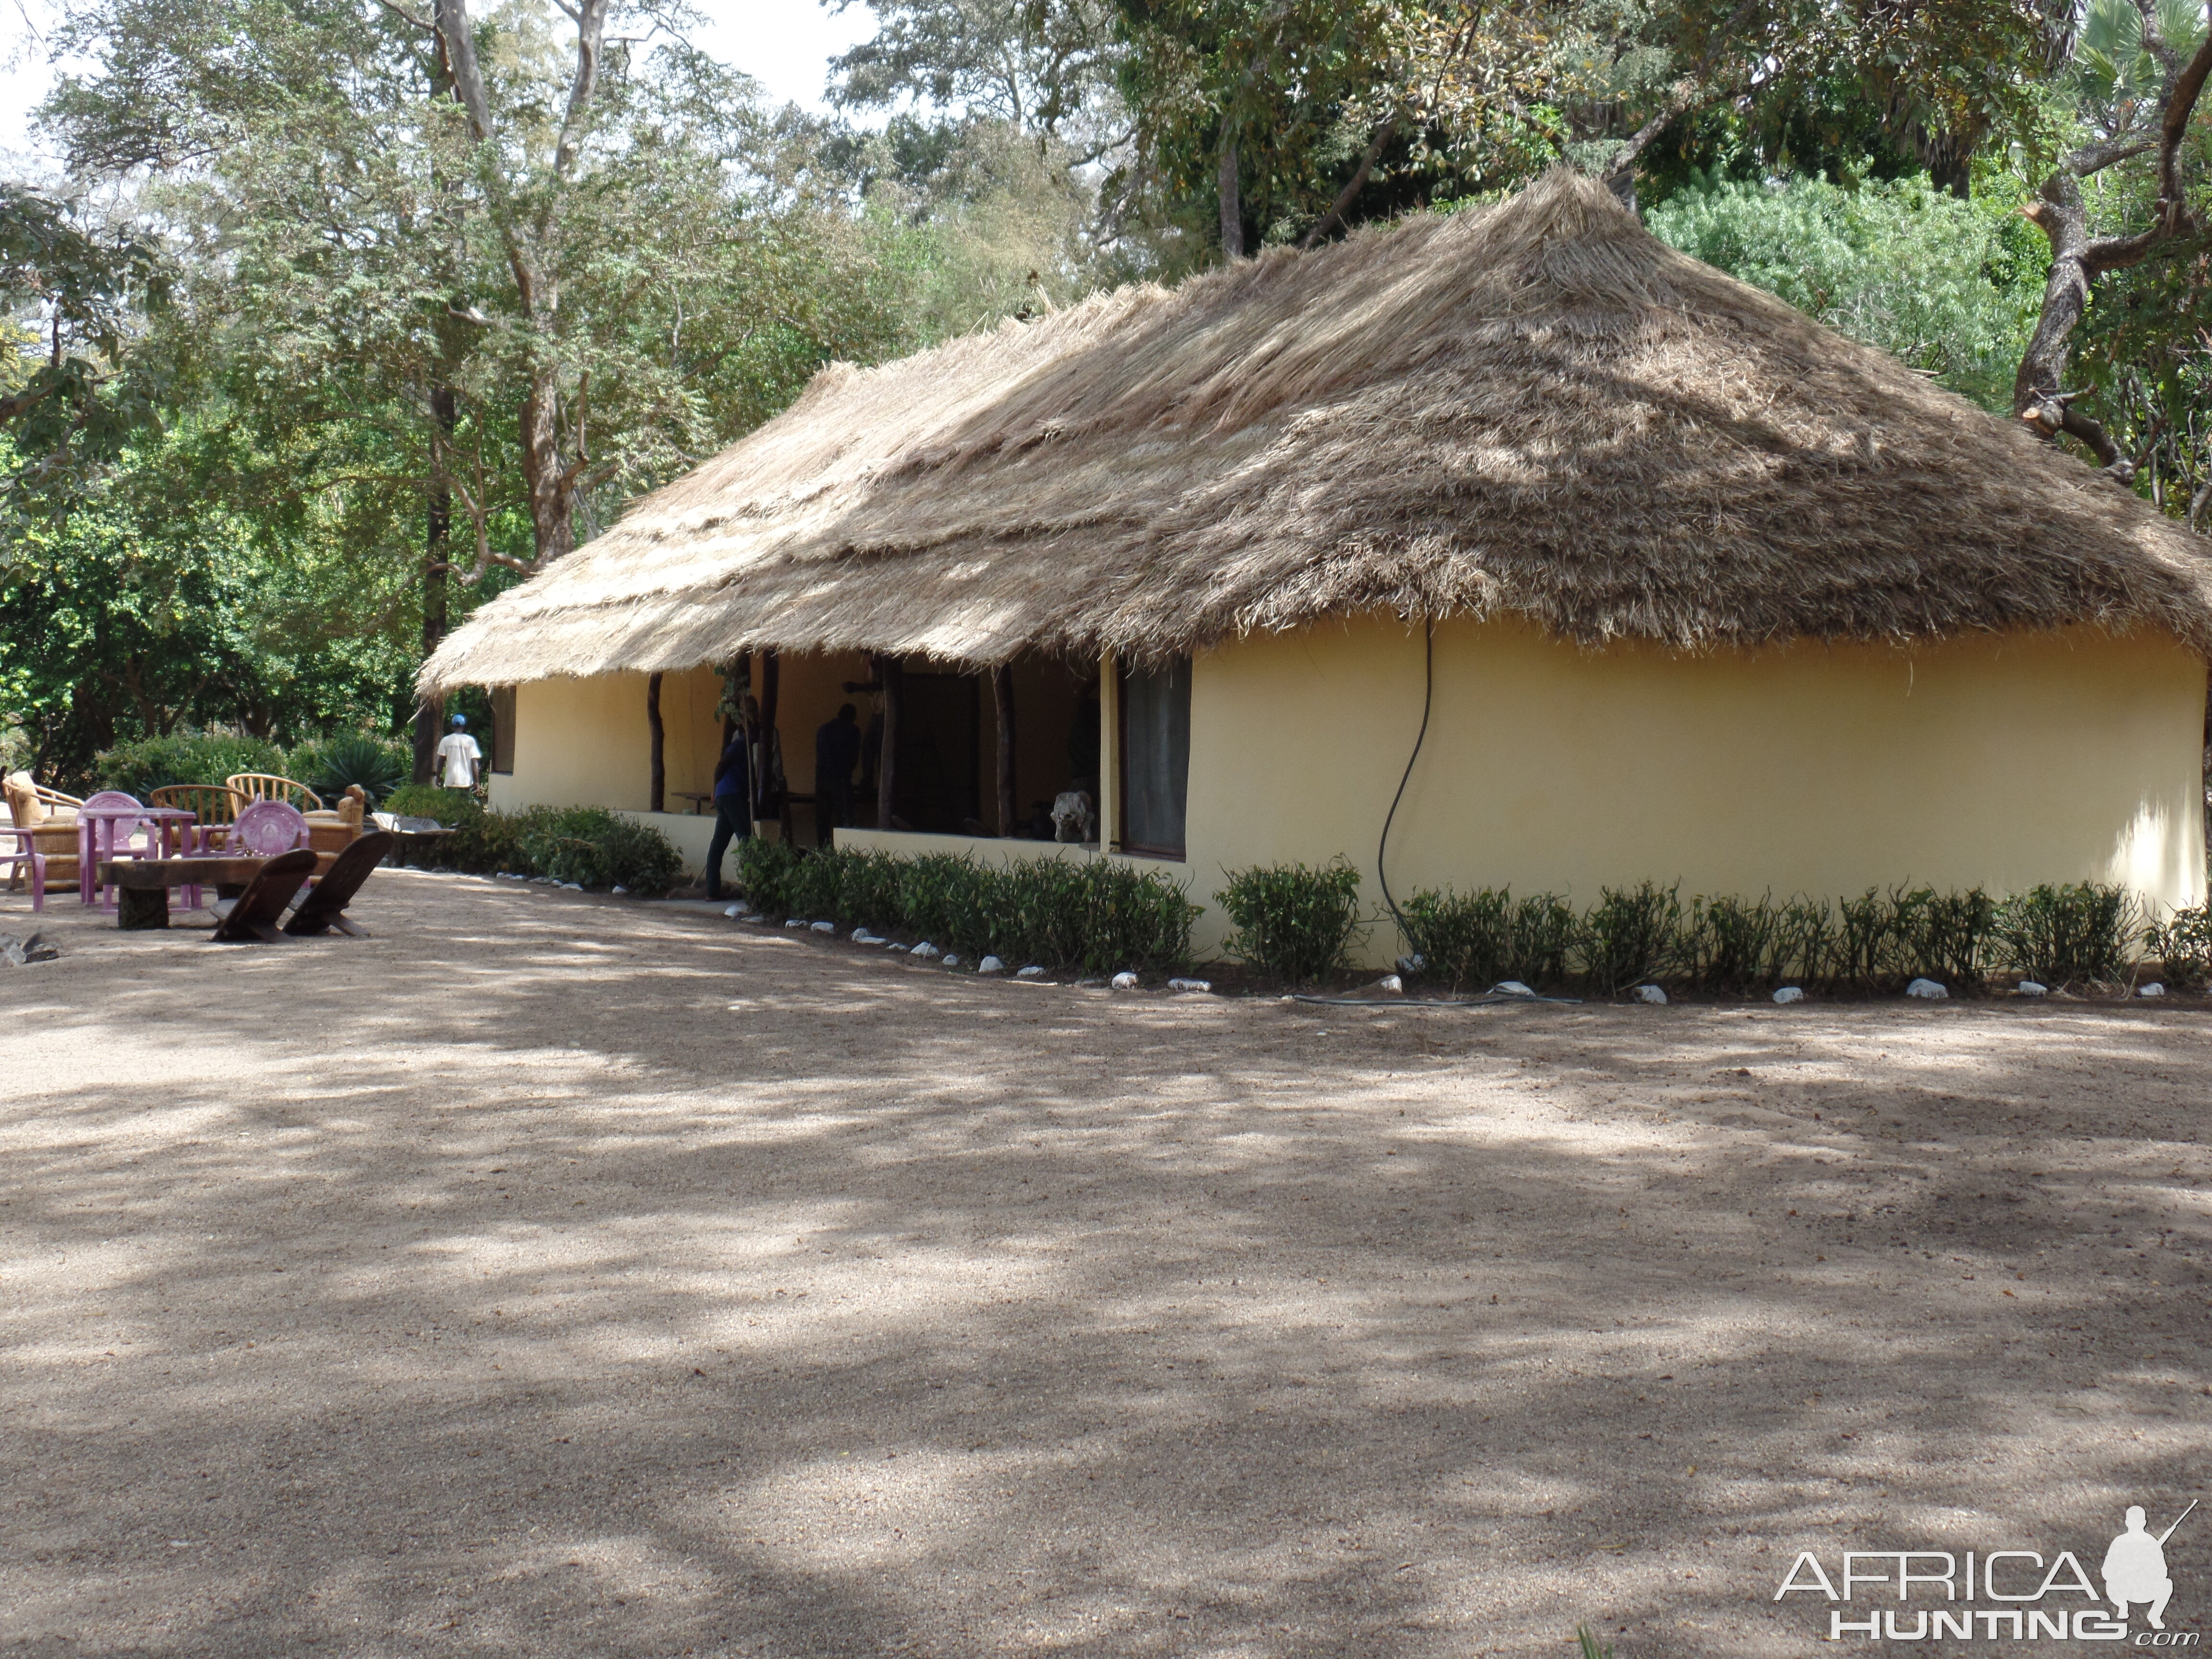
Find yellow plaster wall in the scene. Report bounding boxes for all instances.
[500,673,653,813]
[489,619,2208,947]
[1183,616,2207,963]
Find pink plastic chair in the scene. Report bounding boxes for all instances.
[229,800,311,857]
[0,828,44,912]
[79,791,157,906]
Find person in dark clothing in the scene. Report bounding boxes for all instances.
[815,703,862,846]
[705,728,752,901]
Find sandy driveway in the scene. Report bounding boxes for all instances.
[2,868,2208,1657]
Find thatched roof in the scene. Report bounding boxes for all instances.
[420,169,2212,694]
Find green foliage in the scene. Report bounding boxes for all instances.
[1994,883,2140,987]
[1391,880,2110,996]
[1401,886,1576,989]
[2146,903,2212,991]
[382,786,531,876]
[1216,859,1366,984]
[1892,886,1999,986]
[380,783,472,821]
[1646,173,2044,410]
[1581,881,1685,994]
[516,806,682,895]
[91,731,284,796]
[742,844,1199,973]
[291,733,409,805]
[1685,892,1785,991]
[735,837,807,916]
[1577,1626,1614,1659]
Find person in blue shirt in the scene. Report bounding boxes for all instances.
[705,727,752,901]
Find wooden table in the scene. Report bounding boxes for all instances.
[98,856,267,930]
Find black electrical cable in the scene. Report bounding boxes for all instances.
[1375,612,1433,964]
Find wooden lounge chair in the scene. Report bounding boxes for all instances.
[210,848,317,943]
[227,772,325,812]
[284,830,395,937]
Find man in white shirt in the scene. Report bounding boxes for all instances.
[435,714,484,791]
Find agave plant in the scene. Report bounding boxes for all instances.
[297,734,410,806]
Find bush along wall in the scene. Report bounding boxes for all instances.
[1219,861,2198,996]
[380,786,682,896]
[737,842,1201,974]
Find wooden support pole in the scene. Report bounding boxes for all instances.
[991,662,1016,836]
[1096,653,1118,852]
[646,672,665,814]
[757,649,780,823]
[876,653,903,831]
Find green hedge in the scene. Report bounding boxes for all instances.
[737,842,1200,972]
[93,733,287,797]
[91,731,410,805]
[1392,879,2157,995]
[381,787,680,894]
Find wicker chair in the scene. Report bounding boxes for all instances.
[226,772,325,812]
[151,783,248,853]
[2,773,83,893]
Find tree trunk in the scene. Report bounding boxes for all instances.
[432,0,609,570]
[756,649,779,824]
[412,382,457,784]
[1217,127,1243,258]
[2011,21,2212,472]
[646,672,664,814]
[875,654,903,831]
[991,663,1016,836]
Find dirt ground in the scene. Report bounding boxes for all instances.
[2,868,2208,1659]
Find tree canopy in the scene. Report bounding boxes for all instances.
[3,0,2208,787]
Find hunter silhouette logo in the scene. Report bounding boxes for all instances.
[2106,1502,2194,1631]
[1774,1500,2199,1643]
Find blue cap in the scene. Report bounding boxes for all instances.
[451,714,467,728]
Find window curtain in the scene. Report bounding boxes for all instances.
[1121,656,1190,857]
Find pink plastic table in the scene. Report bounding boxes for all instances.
[77,805,197,908]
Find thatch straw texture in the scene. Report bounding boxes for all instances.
[420,169,2212,693]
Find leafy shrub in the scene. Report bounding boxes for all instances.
[897,854,998,953]
[1892,885,1997,987]
[1068,859,1202,973]
[517,805,680,894]
[1993,883,2139,987]
[836,851,910,934]
[1772,896,1838,989]
[1216,860,1366,984]
[1580,881,1684,994]
[292,733,409,805]
[380,782,470,822]
[1686,892,1783,991]
[2147,902,2212,991]
[1835,888,1895,987]
[1401,886,1577,989]
[93,733,286,797]
[735,837,805,915]
[383,787,533,875]
[748,845,1198,971]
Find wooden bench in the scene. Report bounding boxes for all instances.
[99,857,269,929]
